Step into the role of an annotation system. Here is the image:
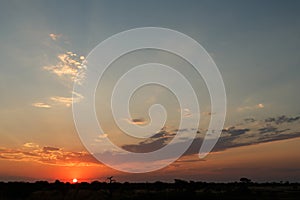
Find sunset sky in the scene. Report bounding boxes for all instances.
[0,0,300,182]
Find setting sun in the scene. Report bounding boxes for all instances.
[72,178,78,183]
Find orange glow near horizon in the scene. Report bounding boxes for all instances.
[0,138,300,182]
[72,178,78,183]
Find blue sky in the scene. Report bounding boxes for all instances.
[1,0,299,115]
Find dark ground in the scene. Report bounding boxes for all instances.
[0,180,299,200]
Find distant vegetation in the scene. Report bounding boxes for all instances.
[0,179,299,200]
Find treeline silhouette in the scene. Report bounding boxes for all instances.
[0,179,299,200]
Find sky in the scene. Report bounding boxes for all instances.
[0,0,300,182]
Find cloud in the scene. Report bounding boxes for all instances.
[50,96,73,107]
[32,102,51,108]
[43,146,60,152]
[244,118,256,123]
[23,143,39,148]
[172,128,189,133]
[257,103,264,108]
[122,127,176,153]
[258,126,278,134]
[43,51,86,85]
[183,108,192,117]
[237,103,265,112]
[265,115,300,124]
[122,137,167,153]
[121,114,300,157]
[150,128,175,139]
[39,37,86,109]
[9,97,291,168]
[125,118,147,125]
[222,127,250,136]
[122,127,196,153]
[0,143,100,167]
[202,112,214,116]
[49,33,62,41]
[32,92,83,109]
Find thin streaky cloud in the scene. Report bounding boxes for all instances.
[32,102,51,108]
[32,93,83,109]
[237,103,265,112]
[23,143,39,148]
[50,94,83,107]
[50,96,73,107]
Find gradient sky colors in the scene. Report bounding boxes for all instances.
[0,0,300,182]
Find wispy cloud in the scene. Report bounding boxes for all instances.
[23,142,39,148]
[50,92,83,107]
[50,96,73,107]
[32,102,51,108]
[34,34,86,109]
[237,103,265,112]
[0,143,99,167]
[32,91,84,109]
[183,108,192,118]
[49,33,62,41]
[43,51,86,85]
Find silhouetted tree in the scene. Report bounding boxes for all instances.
[174,179,188,185]
[1,180,300,200]
[240,177,252,184]
[106,176,116,184]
